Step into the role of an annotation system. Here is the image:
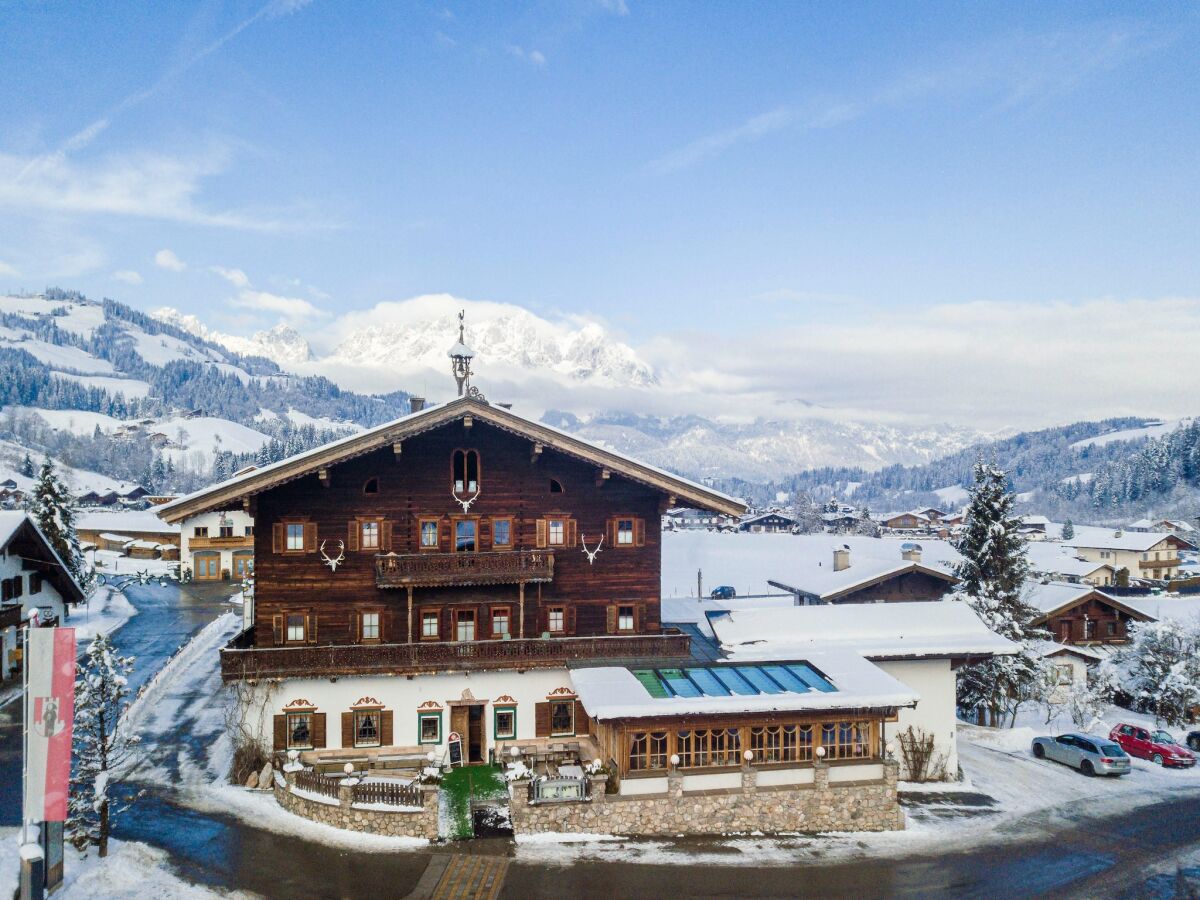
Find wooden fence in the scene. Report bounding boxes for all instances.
[352,780,424,808]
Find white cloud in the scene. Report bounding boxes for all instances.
[0,261,19,277]
[113,269,143,285]
[211,266,250,288]
[597,0,629,14]
[154,249,187,272]
[646,107,797,175]
[507,45,547,66]
[229,289,325,320]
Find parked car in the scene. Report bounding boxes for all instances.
[1031,733,1131,777]
[1187,730,1200,752]
[1109,723,1196,768]
[710,585,737,600]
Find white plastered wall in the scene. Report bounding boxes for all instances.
[875,657,959,781]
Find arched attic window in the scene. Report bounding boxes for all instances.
[549,478,564,494]
[453,450,480,495]
[363,478,379,495]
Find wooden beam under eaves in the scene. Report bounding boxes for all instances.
[463,415,473,429]
[595,467,611,487]
[531,442,544,464]
[318,467,330,487]
[393,441,402,461]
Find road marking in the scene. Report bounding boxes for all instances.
[431,854,508,900]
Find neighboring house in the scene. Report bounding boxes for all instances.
[663,507,727,531]
[706,600,1016,780]
[1128,518,1196,536]
[179,509,255,581]
[77,509,181,558]
[0,511,86,682]
[157,383,910,835]
[1066,526,1196,582]
[1031,641,1106,700]
[1024,581,1155,645]
[768,543,959,605]
[1025,542,1115,587]
[1018,515,1052,538]
[738,511,796,533]
[881,509,944,531]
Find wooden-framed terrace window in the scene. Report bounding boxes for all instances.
[273,520,316,554]
[455,609,476,642]
[193,526,208,538]
[547,606,565,634]
[821,721,871,760]
[419,517,440,551]
[618,605,635,632]
[549,699,575,736]
[628,731,668,771]
[491,517,513,549]
[421,609,441,641]
[494,706,517,741]
[418,711,442,744]
[360,610,381,642]
[610,516,646,548]
[490,606,511,638]
[285,613,306,643]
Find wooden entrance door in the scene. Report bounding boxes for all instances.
[194,555,220,580]
[450,706,469,749]
[449,704,486,763]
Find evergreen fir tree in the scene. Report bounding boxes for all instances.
[18,453,34,477]
[69,634,140,857]
[28,456,87,584]
[1061,519,1074,540]
[954,460,1046,726]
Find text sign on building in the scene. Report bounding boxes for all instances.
[447,731,463,767]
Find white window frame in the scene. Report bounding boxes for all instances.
[285,613,306,642]
[548,607,565,633]
[548,519,565,546]
[286,523,305,551]
[361,611,380,641]
[361,521,380,550]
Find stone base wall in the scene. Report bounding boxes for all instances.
[273,772,439,840]
[510,762,904,837]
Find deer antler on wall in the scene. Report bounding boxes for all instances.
[452,487,481,514]
[580,534,604,565]
[319,540,346,572]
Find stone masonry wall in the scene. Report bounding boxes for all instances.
[510,762,904,837]
[273,772,440,840]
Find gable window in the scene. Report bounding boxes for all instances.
[452,449,480,494]
[363,477,379,495]
[548,607,565,633]
[618,605,635,632]
[361,611,380,641]
[286,613,306,643]
[455,609,476,642]
[361,521,380,550]
[492,518,512,548]
[418,711,442,744]
[286,523,305,551]
[616,518,635,546]
[491,607,510,637]
[455,520,477,553]
[494,706,517,740]
[421,611,440,640]
[219,524,234,538]
[549,478,564,494]
[550,700,575,736]
[548,519,565,546]
[1085,620,1096,640]
[29,573,42,595]
[244,525,254,537]
[1106,620,1117,637]
[354,711,380,747]
[194,526,208,538]
[286,712,313,750]
[419,519,439,550]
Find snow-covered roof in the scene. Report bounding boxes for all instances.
[708,599,1016,662]
[740,511,794,525]
[77,509,179,535]
[124,539,160,550]
[1031,640,1106,663]
[661,531,961,600]
[0,511,85,603]
[1064,525,1195,553]
[1022,581,1156,622]
[1025,542,1113,578]
[98,532,135,543]
[660,594,798,638]
[0,510,30,548]
[158,396,745,523]
[570,651,919,721]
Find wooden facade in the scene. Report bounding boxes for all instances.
[828,569,958,604]
[1032,590,1152,645]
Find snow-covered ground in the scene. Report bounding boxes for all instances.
[71,586,139,647]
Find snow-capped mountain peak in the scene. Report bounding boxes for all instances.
[152,307,311,365]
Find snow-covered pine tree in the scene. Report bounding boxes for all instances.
[1116,618,1200,726]
[69,634,140,857]
[954,460,1047,726]
[19,453,34,478]
[28,456,87,584]
[1061,519,1074,540]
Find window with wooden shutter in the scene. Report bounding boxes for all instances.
[341,712,354,748]
[535,702,551,737]
[272,614,283,645]
[272,523,284,554]
[349,611,359,644]
[381,521,393,552]
[535,518,548,549]
[380,710,394,746]
[574,700,588,736]
[634,518,645,547]
[347,521,360,551]
[606,605,617,634]
[304,523,318,553]
[307,612,318,644]
[311,713,327,749]
[566,519,577,548]
[273,715,286,751]
[567,605,577,635]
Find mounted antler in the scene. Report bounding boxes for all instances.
[580,534,604,565]
[319,540,346,572]
[452,487,481,514]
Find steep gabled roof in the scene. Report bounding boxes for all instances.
[1024,581,1156,624]
[157,396,745,523]
[0,511,86,605]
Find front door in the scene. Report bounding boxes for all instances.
[194,555,219,580]
[450,706,469,754]
[468,704,485,763]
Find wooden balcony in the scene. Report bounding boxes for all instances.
[189,535,254,551]
[1138,558,1178,570]
[219,627,690,681]
[374,550,554,588]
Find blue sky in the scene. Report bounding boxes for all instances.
[2,2,1200,425]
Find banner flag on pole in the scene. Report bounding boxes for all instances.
[26,627,75,823]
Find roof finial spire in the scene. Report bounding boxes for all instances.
[447,308,486,402]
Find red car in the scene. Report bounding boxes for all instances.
[1109,723,1197,768]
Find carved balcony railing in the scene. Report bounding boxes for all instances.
[189,535,255,550]
[1138,558,1178,570]
[374,550,554,588]
[219,627,691,681]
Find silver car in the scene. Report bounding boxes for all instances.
[1031,733,1131,777]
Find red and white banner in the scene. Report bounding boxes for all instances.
[26,627,75,823]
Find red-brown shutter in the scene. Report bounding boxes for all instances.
[566,519,578,548]
[536,519,548,549]
[606,605,617,634]
[273,715,286,751]
[272,523,284,554]
[341,712,354,748]
[634,518,645,547]
[347,521,360,551]
[312,713,327,749]
[381,710,394,746]
[272,614,283,645]
[442,608,453,642]
[634,603,642,632]
[349,611,359,644]
[535,702,551,737]
[307,613,318,644]
[567,605,577,635]
[441,519,451,549]
[574,700,588,737]
[381,521,393,552]
[304,523,317,553]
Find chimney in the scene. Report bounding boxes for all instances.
[902,546,922,563]
[833,548,850,572]
[409,397,426,413]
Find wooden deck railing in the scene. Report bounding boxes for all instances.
[352,780,423,808]
[293,769,340,799]
[220,627,690,681]
[374,550,554,587]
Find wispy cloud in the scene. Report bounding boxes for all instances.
[113,269,143,285]
[211,266,250,288]
[155,249,187,271]
[508,45,547,66]
[597,0,630,15]
[230,289,326,319]
[646,20,1174,174]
